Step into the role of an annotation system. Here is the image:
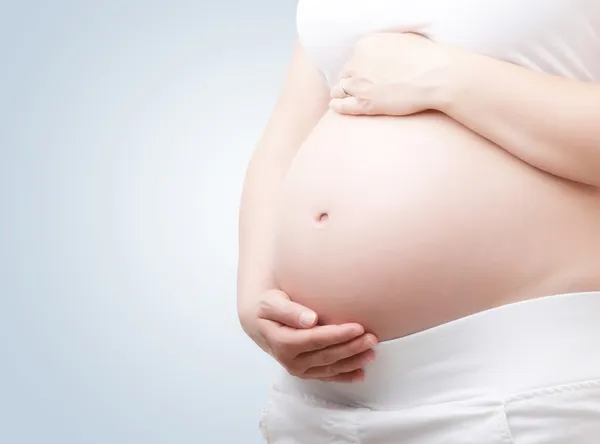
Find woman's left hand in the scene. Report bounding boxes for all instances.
[329,33,465,116]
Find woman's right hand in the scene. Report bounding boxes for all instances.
[240,289,378,383]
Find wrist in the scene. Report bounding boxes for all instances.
[427,46,475,113]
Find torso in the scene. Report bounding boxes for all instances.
[271,0,600,340]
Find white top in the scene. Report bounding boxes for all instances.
[297,0,600,85]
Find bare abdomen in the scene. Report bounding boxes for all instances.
[272,110,600,340]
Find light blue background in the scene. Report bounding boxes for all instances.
[0,1,294,443]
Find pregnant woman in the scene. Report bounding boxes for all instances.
[238,1,600,442]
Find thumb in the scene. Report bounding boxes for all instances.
[258,290,318,328]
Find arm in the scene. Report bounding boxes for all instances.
[328,33,600,188]
[237,42,377,384]
[237,40,330,324]
[438,54,600,188]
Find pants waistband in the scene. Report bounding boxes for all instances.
[275,292,600,410]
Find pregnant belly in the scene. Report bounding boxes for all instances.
[272,110,600,340]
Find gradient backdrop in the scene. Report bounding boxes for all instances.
[0,1,296,443]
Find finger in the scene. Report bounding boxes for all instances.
[257,290,318,328]
[298,333,378,368]
[330,77,353,99]
[329,97,373,115]
[303,349,375,378]
[319,368,365,383]
[277,322,365,353]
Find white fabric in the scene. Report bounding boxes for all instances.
[297,0,600,85]
[259,292,600,443]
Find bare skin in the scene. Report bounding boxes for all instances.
[238,33,600,380]
[273,107,600,341]
[237,42,375,383]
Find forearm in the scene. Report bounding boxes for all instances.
[438,52,600,187]
[236,42,330,323]
[237,144,291,318]
[237,104,329,320]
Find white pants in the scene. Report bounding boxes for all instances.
[259,292,600,443]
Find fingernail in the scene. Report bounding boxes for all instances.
[299,311,316,327]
